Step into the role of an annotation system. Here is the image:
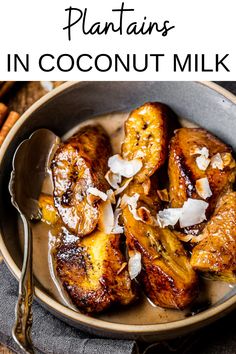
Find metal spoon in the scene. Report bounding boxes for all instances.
[9,129,59,354]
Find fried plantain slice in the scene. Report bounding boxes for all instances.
[191,192,236,283]
[122,181,198,309]
[39,195,137,313]
[122,102,174,182]
[53,227,137,313]
[168,128,236,231]
[123,206,198,309]
[51,125,112,237]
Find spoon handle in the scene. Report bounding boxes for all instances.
[12,215,34,354]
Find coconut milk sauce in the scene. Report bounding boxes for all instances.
[18,112,235,325]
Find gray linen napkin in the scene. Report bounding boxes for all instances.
[0,262,137,354]
[1,258,236,354]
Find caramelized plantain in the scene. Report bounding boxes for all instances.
[168,128,236,231]
[54,227,137,313]
[191,192,236,282]
[39,195,137,313]
[122,182,198,309]
[123,177,162,215]
[51,125,112,237]
[123,206,198,309]
[122,102,173,182]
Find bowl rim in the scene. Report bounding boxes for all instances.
[0,81,235,335]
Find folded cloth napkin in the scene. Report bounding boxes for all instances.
[1,257,236,354]
[0,261,137,354]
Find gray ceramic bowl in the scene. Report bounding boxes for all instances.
[0,81,236,342]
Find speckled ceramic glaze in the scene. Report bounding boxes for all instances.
[0,82,235,342]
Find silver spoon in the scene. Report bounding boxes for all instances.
[9,129,59,354]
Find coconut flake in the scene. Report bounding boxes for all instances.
[191,146,211,171]
[157,189,169,202]
[99,201,124,234]
[120,193,159,225]
[121,194,156,225]
[157,198,209,229]
[137,206,157,225]
[120,193,142,221]
[176,232,207,243]
[98,201,114,234]
[116,197,121,208]
[111,208,124,234]
[40,81,53,92]
[174,233,193,243]
[106,189,116,204]
[105,170,121,189]
[117,262,127,275]
[114,177,133,195]
[128,251,142,280]
[179,198,208,228]
[120,193,139,209]
[211,153,224,170]
[195,177,212,199]
[191,147,209,158]
[191,233,207,243]
[157,208,182,228]
[87,187,107,201]
[111,226,123,234]
[108,154,142,178]
[196,155,210,171]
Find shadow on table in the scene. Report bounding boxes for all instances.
[140,309,236,354]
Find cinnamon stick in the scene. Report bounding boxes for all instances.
[0,81,15,99]
[0,111,20,147]
[53,81,65,88]
[0,103,8,127]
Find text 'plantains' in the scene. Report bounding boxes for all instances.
[63,2,175,41]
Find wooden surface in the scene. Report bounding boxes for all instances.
[0,344,12,354]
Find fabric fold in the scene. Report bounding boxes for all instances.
[0,262,137,354]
